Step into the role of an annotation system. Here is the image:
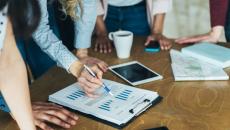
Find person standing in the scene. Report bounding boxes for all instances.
[176,0,229,44]
[94,0,173,53]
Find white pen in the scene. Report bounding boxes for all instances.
[83,65,114,96]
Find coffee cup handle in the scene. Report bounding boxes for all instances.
[108,32,114,41]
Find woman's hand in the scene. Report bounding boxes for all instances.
[76,48,108,72]
[32,102,79,130]
[145,33,172,50]
[79,56,108,73]
[94,34,112,54]
[176,26,223,44]
[77,64,103,98]
[69,60,104,98]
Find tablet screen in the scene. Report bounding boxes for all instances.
[111,63,158,83]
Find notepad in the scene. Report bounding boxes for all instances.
[48,79,161,128]
[170,49,229,81]
[181,42,230,68]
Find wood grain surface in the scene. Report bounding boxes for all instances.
[0,37,230,130]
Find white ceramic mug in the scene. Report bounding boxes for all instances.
[109,30,133,59]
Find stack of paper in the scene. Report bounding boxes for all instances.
[170,49,229,81]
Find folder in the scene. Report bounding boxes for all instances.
[49,79,162,129]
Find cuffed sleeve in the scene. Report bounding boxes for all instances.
[97,0,105,16]
[33,0,78,72]
[152,0,173,15]
[74,0,97,49]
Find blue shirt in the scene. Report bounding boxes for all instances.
[33,0,97,72]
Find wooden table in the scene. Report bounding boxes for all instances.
[1,37,230,130]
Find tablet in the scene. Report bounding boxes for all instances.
[109,61,163,86]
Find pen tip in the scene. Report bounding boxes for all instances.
[109,92,114,96]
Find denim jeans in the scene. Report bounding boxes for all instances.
[105,0,150,36]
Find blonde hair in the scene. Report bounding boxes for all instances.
[59,0,82,20]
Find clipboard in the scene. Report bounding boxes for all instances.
[55,96,162,129]
[48,80,162,129]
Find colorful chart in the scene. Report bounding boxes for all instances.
[115,89,132,101]
[67,90,85,100]
[98,100,113,111]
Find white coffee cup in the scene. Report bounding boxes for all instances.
[109,30,133,59]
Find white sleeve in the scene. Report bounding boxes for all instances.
[97,0,105,16]
[0,6,8,49]
[152,0,173,15]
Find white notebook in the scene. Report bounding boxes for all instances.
[181,42,230,68]
[170,49,229,81]
[49,79,161,128]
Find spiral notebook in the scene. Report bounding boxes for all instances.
[48,79,162,128]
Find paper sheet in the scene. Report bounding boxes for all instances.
[170,49,229,81]
[49,79,159,125]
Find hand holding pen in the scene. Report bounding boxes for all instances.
[84,65,114,96]
[76,64,105,98]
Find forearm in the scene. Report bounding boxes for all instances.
[0,22,35,130]
[0,64,35,130]
[151,13,166,35]
[95,15,108,36]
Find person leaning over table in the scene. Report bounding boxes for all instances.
[0,0,109,130]
[0,0,41,129]
[176,0,229,44]
[94,0,173,54]
[32,0,109,129]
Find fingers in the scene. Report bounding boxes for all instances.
[35,119,54,130]
[78,65,104,97]
[99,42,104,53]
[95,36,112,54]
[32,102,79,129]
[176,35,209,44]
[78,80,100,98]
[91,65,103,80]
[99,41,111,54]
[159,38,172,50]
[78,72,102,89]
[94,42,99,52]
[44,109,78,125]
[102,42,108,53]
[97,61,108,73]
[36,112,71,129]
[107,41,112,53]
[32,102,63,109]
[145,36,154,46]
[82,68,102,84]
